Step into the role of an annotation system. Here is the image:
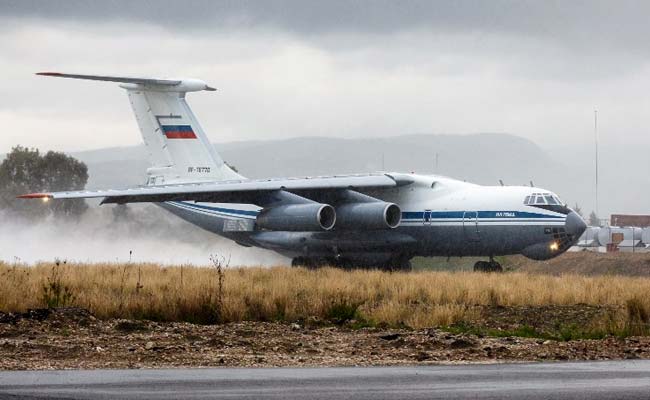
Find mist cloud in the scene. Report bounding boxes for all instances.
[0,205,287,266]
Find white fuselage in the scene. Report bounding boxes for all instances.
[162,173,585,263]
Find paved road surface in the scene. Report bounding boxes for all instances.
[1,361,649,399]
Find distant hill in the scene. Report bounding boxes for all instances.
[72,133,562,186]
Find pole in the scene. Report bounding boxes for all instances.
[594,109,599,222]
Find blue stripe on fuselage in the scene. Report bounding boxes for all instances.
[402,211,564,220]
[170,202,563,222]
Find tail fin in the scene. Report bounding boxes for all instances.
[37,72,243,184]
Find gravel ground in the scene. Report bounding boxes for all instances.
[0,308,649,370]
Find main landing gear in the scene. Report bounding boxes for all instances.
[473,257,503,273]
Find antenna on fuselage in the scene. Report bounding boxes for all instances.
[529,180,534,187]
[499,179,505,186]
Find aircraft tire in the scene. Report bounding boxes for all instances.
[490,262,503,273]
[473,261,503,273]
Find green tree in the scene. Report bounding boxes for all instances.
[0,146,88,218]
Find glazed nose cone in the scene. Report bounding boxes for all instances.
[565,211,587,237]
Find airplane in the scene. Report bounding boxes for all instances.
[20,72,587,272]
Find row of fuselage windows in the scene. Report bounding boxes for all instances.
[524,193,562,206]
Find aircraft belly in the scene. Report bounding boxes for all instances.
[402,224,554,257]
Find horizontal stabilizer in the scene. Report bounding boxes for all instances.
[36,72,216,92]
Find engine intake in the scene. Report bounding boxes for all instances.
[256,203,336,231]
[335,202,401,230]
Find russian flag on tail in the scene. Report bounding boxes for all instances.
[162,125,197,139]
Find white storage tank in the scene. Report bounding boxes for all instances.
[577,226,601,247]
[597,226,643,247]
[643,227,650,245]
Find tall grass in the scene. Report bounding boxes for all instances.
[1,261,649,330]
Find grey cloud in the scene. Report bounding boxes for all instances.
[2,0,650,71]
[2,0,649,41]
[1,0,648,153]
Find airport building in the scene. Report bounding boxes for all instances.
[610,214,650,228]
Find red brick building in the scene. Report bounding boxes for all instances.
[610,214,650,227]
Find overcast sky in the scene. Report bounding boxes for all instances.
[1,0,649,153]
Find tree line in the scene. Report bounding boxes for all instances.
[0,146,88,219]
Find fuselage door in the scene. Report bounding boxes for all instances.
[423,209,432,225]
[462,211,480,241]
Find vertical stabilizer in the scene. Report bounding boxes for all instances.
[127,89,242,184]
[36,72,243,185]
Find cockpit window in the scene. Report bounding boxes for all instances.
[524,192,564,206]
[545,195,558,205]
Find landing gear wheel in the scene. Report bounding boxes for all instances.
[473,260,503,273]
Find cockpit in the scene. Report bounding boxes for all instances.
[524,193,565,206]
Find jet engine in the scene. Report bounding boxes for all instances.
[256,203,336,231]
[335,202,401,230]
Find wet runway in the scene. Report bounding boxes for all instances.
[1,360,650,399]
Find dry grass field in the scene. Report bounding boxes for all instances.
[1,259,649,339]
[509,251,650,276]
[413,251,650,276]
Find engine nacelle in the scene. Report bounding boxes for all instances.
[256,203,336,231]
[335,202,401,230]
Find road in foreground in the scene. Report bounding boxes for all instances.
[1,361,650,400]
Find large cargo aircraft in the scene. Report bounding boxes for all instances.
[20,73,587,271]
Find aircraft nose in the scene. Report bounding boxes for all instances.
[565,211,587,237]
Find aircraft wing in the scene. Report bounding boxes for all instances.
[18,173,414,205]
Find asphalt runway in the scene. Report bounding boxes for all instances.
[1,360,649,400]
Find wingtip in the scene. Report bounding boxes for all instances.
[36,72,62,76]
[17,193,52,199]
